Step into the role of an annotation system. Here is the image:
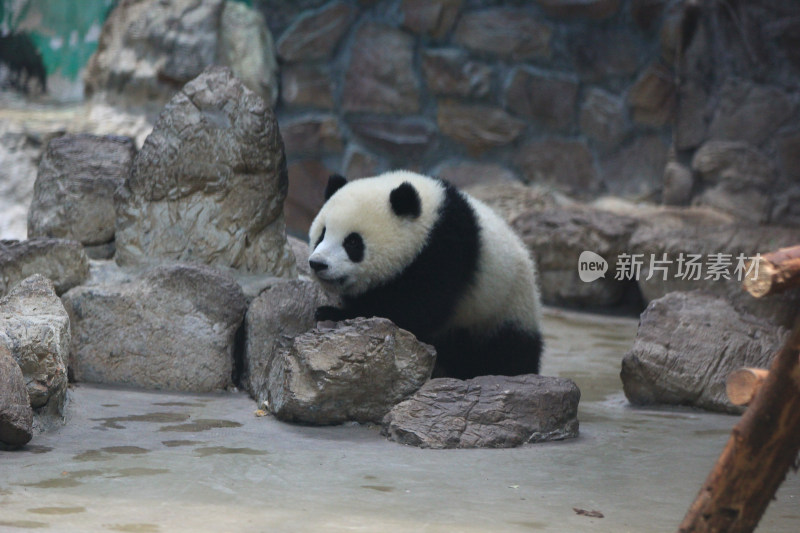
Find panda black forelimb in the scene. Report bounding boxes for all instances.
[314,305,352,322]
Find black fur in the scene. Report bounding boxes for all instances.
[325,174,348,200]
[0,33,47,94]
[315,178,543,379]
[390,182,421,218]
[343,232,364,263]
[432,323,542,379]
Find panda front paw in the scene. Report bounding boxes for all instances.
[315,305,347,322]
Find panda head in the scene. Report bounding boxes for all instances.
[308,171,445,297]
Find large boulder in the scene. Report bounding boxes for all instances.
[629,209,800,327]
[266,318,436,425]
[511,204,639,307]
[621,291,787,413]
[84,0,278,108]
[114,66,296,277]
[690,140,776,224]
[0,275,70,418]
[0,238,89,297]
[383,374,580,448]
[27,134,136,257]
[63,263,246,392]
[0,344,34,447]
[242,278,331,405]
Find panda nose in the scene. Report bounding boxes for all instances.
[309,260,328,273]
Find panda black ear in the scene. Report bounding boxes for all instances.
[390,182,421,218]
[325,174,348,200]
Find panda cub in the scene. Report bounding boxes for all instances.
[308,170,543,380]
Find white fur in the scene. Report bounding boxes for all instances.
[308,170,541,335]
[309,171,444,297]
[448,195,542,335]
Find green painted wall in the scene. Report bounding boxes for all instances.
[1,0,116,81]
[0,0,252,86]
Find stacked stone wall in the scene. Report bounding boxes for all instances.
[265,0,681,234]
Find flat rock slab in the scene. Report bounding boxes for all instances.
[63,263,246,392]
[0,275,70,418]
[383,374,580,449]
[267,318,436,425]
[621,291,787,413]
[114,66,296,277]
[0,238,89,297]
[0,344,33,447]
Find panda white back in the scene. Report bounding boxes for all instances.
[447,195,542,334]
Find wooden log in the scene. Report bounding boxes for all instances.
[725,368,769,406]
[743,245,800,298]
[678,317,800,533]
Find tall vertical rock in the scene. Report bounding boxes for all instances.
[115,66,297,277]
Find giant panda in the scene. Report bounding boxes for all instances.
[308,170,543,380]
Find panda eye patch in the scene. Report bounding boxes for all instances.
[343,232,364,263]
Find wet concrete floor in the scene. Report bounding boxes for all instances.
[1,308,798,532]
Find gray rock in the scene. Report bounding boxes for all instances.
[627,62,676,127]
[285,159,331,235]
[218,0,279,108]
[662,161,694,206]
[401,0,462,39]
[579,88,629,151]
[514,138,598,199]
[466,182,567,226]
[535,0,620,19]
[276,1,355,62]
[115,66,296,277]
[708,79,794,147]
[629,209,800,327]
[281,114,343,158]
[343,144,386,180]
[600,135,669,201]
[383,374,580,449]
[85,0,278,108]
[347,116,438,162]
[0,275,69,418]
[435,161,519,189]
[571,26,641,82]
[281,65,334,109]
[511,204,638,307]
[771,184,800,228]
[621,291,787,413]
[288,236,312,279]
[0,343,34,447]
[85,0,224,105]
[674,80,709,151]
[421,48,492,99]
[777,131,800,182]
[242,279,331,406]
[63,263,246,392]
[0,238,89,297]
[266,318,436,425]
[342,23,419,114]
[690,140,776,223]
[453,8,552,60]
[438,102,525,153]
[505,67,579,133]
[27,134,136,247]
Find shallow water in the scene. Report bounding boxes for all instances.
[1,308,797,532]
